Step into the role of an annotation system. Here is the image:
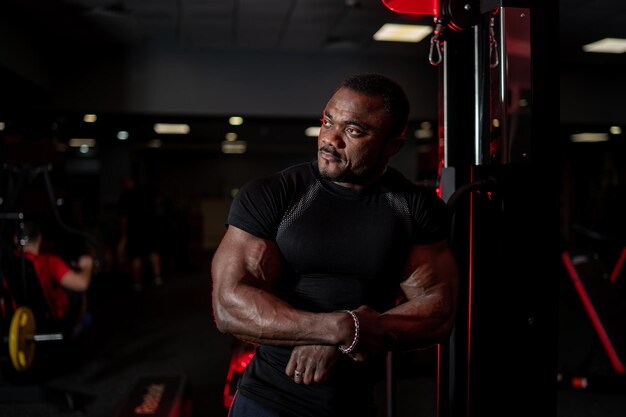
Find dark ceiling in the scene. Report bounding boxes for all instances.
[3,0,433,56]
[4,0,622,66]
[1,0,624,145]
[0,0,438,149]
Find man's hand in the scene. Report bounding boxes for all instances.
[285,345,339,384]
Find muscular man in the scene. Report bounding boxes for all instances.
[212,73,459,417]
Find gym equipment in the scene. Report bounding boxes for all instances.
[223,340,255,409]
[383,1,558,417]
[0,164,104,269]
[383,0,499,65]
[0,221,64,373]
[0,165,101,373]
[562,250,626,374]
[4,306,63,372]
[114,375,190,417]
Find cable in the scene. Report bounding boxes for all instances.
[40,166,104,269]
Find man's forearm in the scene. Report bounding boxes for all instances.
[213,282,353,347]
[379,292,456,350]
[379,241,459,351]
[211,226,355,348]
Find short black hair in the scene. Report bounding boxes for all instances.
[338,73,410,139]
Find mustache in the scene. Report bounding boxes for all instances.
[319,145,342,160]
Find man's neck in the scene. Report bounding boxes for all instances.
[331,167,388,192]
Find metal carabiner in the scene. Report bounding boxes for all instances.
[489,11,499,68]
[428,17,446,66]
[429,37,443,66]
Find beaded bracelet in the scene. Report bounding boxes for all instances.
[338,310,360,355]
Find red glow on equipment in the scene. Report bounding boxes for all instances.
[571,376,589,389]
[561,252,626,374]
[223,342,256,409]
[609,247,626,284]
[382,0,440,16]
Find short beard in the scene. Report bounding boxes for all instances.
[318,165,376,185]
[319,167,352,183]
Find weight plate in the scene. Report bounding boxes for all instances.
[8,306,36,371]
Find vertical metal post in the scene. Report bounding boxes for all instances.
[387,351,396,417]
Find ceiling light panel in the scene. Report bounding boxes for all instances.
[229,117,244,126]
[305,127,320,137]
[222,140,247,154]
[69,138,96,147]
[570,132,609,143]
[373,23,433,43]
[154,123,190,134]
[582,38,626,53]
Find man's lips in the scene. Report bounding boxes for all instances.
[319,146,343,162]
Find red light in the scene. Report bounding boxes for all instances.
[609,247,626,284]
[223,342,256,409]
[561,252,626,374]
[381,0,440,16]
[571,376,588,389]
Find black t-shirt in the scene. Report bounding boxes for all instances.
[227,161,450,417]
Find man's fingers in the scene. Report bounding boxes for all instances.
[286,345,339,384]
[285,353,297,377]
[313,366,328,383]
[302,366,315,385]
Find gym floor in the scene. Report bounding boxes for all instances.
[0,270,625,417]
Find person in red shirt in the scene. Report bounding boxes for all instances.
[15,221,93,335]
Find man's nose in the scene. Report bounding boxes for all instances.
[320,127,344,148]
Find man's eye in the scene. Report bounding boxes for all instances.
[346,127,362,136]
[321,118,331,127]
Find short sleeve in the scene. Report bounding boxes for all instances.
[411,188,451,244]
[42,254,72,285]
[227,174,289,240]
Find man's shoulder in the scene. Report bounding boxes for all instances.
[384,167,423,192]
[383,168,444,201]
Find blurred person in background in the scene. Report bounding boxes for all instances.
[15,220,93,337]
[117,178,164,291]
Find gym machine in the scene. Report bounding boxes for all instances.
[383,1,559,417]
[560,224,626,389]
[0,164,104,375]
